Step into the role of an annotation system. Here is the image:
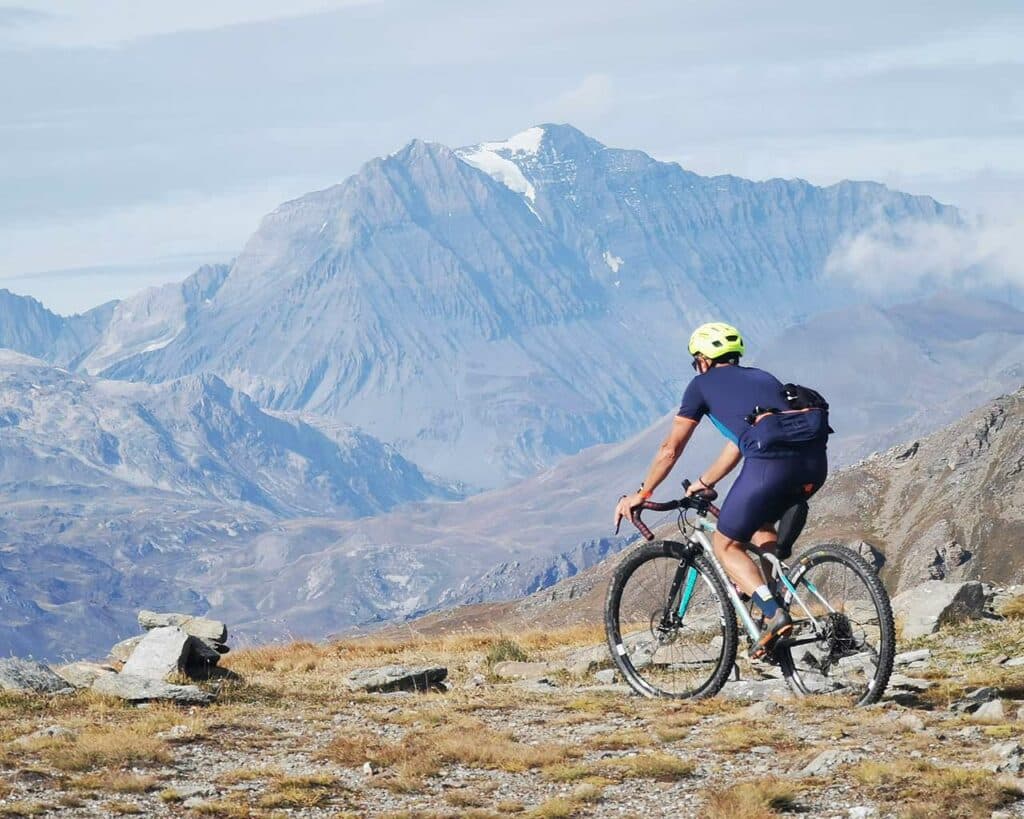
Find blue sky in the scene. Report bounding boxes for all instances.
[1,0,1021,313]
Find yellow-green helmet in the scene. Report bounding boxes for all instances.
[688,322,745,359]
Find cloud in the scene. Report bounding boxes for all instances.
[551,74,615,120]
[824,215,1024,296]
[2,1,379,47]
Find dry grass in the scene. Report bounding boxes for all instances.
[851,759,1022,818]
[705,722,793,753]
[0,803,49,818]
[445,788,489,808]
[323,717,575,793]
[704,778,800,819]
[69,771,159,793]
[998,594,1024,620]
[189,799,253,818]
[528,797,578,818]
[583,728,654,750]
[21,725,171,772]
[601,752,695,781]
[486,638,529,668]
[102,801,144,815]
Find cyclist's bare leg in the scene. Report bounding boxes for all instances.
[750,525,780,581]
[712,530,765,596]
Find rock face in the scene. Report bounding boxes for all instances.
[0,658,73,694]
[56,662,116,689]
[91,673,215,705]
[892,581,990,639]
[83,125,958,489]
[109,636,145,664]
[121,626,195,681]
[138,611,228,648]
[803,389,1024,594]
[346,666,447,693]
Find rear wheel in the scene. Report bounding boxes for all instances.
[776,544,894,705]
[604,540,738,699]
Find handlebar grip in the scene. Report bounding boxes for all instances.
[682,478,719,501]
[630,507,655,541]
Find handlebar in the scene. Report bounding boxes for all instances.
[617,479,721,542]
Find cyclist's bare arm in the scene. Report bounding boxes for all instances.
[686,441,741,495]
[613,417,695,528]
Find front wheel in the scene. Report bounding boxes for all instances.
[604,540,738,699]
[776,543,895,706]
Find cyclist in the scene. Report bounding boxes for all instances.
[613,322,829,658]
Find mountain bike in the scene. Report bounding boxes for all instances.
[604,481,894,705]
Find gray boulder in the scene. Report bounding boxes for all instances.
[346,665,447,693]
[490,661,555,680]
[892,580,989,639]
[796,748,864,777]
[138,610,227,644]
[56,661,117,689]
[971,699,1006,723]
[988,741,1024,775]
[0,658,74,694]
[91,673,215,704]
[122,626,194,681]
[109,635,144,664]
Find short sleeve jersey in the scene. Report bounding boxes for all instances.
[677,365,786,444]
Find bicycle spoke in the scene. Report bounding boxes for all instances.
[609,547,734,698]
[777,546,894,706]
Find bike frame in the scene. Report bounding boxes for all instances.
[680,514,834,645]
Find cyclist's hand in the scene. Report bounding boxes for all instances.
[685,480,704,497]
[614,491,646,531]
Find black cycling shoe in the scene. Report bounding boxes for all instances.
[749,609,793,660]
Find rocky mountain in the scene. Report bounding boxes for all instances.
[803,387,1024,594]
[74,125,956,488]
[0,289,115,368]
[2,291,1021,658]
[0,350,452,519]
[376,386,1024,640]
[0,350,455,659]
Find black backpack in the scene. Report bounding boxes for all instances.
[782,383,830,415]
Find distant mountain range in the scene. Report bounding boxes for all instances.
[2,124,957,488]
[0,124,1019,660]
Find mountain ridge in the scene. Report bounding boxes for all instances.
[61,124,958,487]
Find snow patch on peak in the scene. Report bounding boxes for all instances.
[455,127,547,208]
[456,145,537,203]
[603,251,624,274]
[492,126,545,155]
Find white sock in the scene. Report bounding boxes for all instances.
[753,584,772,602]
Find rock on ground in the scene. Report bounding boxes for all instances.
[490,661,556,680]
[12,725,78,745]
[122,626,195,681]
[55,661,117,689]
[346,665,447,693]
[91,673,215,704]
[108,635,144,664]
[0,658,74,694]
[138,610,227,643]
[797,749,865,777]
[892,580,989,639]
[971,699,1006,723]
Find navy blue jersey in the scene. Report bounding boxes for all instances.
[677,365,787,445]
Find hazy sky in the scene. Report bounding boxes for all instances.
[1,1,1021,313]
